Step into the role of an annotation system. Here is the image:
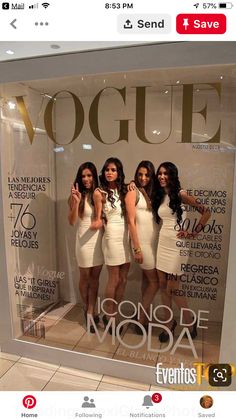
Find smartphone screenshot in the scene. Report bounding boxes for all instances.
[0,1,236,418]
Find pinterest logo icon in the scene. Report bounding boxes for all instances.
[23,395,37,409]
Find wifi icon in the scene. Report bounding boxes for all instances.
[42,2,50,8]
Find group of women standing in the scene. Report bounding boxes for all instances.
[68,158,210,340]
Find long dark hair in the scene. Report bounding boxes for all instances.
[74,162,98,217]
[134,160,156,210]
[99,157,127,215]
[155,161,183,225]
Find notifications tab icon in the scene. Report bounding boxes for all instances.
[176,14,226,34]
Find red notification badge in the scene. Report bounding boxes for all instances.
[152,392,162,403]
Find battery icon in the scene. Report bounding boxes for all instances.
[219,2,233,8]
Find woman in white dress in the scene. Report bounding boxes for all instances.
[155,162,210,342]
[68,162,104,333]
[92,157,130,332]
[125,161,159,333]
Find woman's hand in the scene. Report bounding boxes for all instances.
[90,219,103,230]
[177,230,198,239]
[127,181,136,191]
[134,251,143,264]
[68,183,81,225]
[133,247,143,264]
[70,183,81,206]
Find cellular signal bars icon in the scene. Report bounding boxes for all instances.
[29,3,39,8]
[42,2,50,8]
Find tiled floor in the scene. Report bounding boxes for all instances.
[18,302,221,370]
[1,302,220,391]
[0,351,159,391]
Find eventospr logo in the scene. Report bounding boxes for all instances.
[156,362,233,386]
[156,362,196,385]
[22,395,37,409]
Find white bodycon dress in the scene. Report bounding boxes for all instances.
[135,190,159,270]
[156,193,188,275]
[75,197,104,268]
[102,189,131,266]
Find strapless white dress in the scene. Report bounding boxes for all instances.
[156,194,188,275]
[76,198,104,268]
[135,190,159,270]
[102,189,131,266]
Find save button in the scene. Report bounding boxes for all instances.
[176,14,226,34]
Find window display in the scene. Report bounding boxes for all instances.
[0,62,235,389]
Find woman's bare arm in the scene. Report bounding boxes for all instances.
[90,189,104,230]
[68,183,81,226]
[125,189,143,264]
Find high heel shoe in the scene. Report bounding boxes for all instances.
[184,318,197,339]
[134,323,148,335]
[159,319,177,343]
[116,324,124,336]
[102,314,108,326]
[190,319,197,339]
[133,314,149,335]
[93,314,100,325]
[84,310,99,334]
[102,315,123,336]
[102,315,113,335]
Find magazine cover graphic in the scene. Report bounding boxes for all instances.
[0,62,235,390]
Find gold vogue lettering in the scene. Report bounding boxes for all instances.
[44,91,84,145]
[181,83,221,143]
[15,83,222,145]
[15,96,35,144]
[89,87,130,144]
